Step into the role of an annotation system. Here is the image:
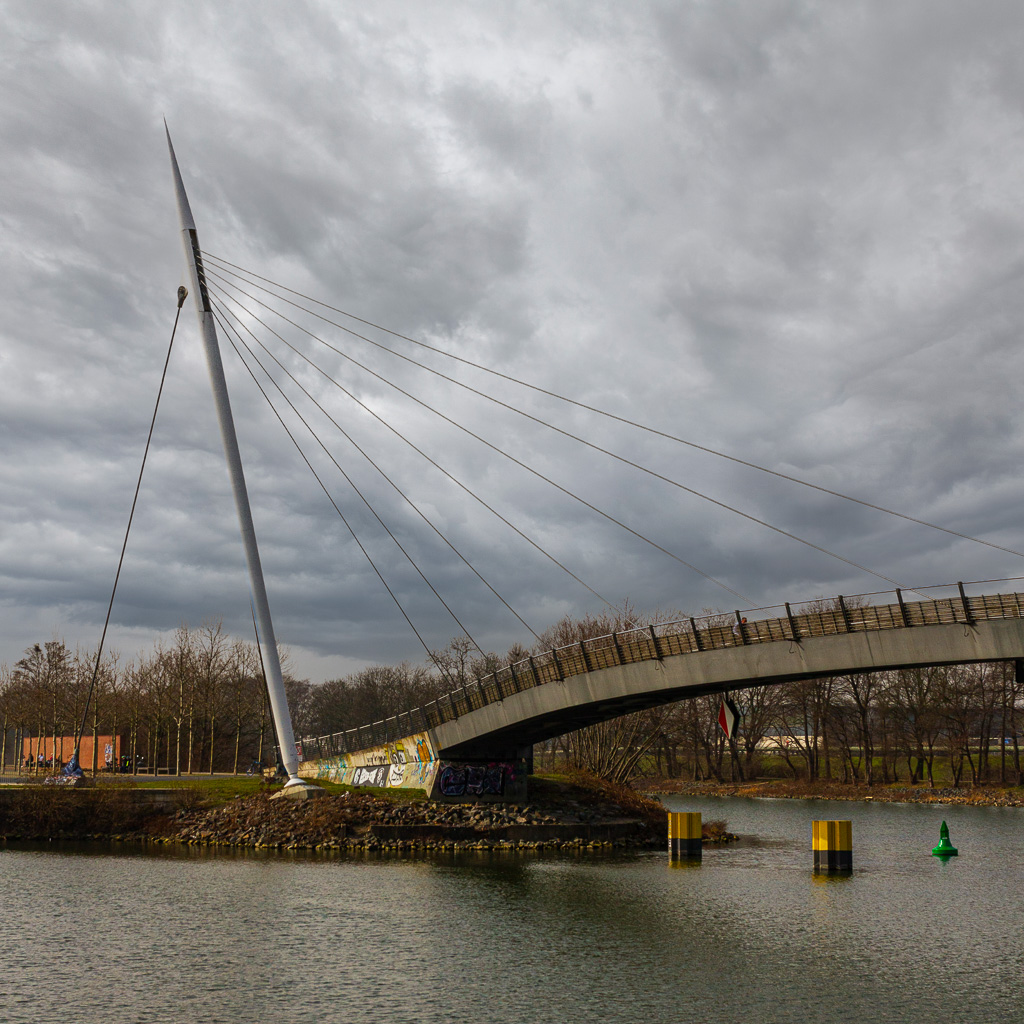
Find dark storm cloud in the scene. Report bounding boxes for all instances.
[3,1,1024,681]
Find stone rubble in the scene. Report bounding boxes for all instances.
[148,790,665,852]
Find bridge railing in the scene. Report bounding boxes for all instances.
[297,579,1024,760]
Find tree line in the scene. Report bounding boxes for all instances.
[627,662,1022,788]
[0,624,280,774]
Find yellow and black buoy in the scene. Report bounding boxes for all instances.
[812,819,852,873]
[668,811,702,860]
[931,820,958,858]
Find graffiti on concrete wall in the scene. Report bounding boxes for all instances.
[414,735,431,763]
[438,764,467,797]
[302,731,438,791]
[406,760,439,791]
[352,765,389,788]
[307,755,512,797]
[437,762,515,797]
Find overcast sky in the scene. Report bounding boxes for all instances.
[4,1,1024,682]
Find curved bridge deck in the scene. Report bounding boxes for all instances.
[299,583,1024,763]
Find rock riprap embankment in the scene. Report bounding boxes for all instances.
[159,791,662,851]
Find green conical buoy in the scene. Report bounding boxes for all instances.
[931,820,958,857]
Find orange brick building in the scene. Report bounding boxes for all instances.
[22,734,124,770]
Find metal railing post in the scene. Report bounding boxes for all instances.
[580,640,593,672]
[551,649,564,681]
[612,630,625,663]
[785,602,800,642]
[957,581,975,626]
[690,617,704,651]
[838,595,852,633]
[649,624,663,659]
[896,589,911,627]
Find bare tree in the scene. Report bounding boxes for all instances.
[773,676,834,780]
[562,707,666,784]
[890,667,943,785]
[733,683,786,779]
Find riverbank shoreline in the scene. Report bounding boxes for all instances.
[644,777,1024,807]
[0,774,740,852]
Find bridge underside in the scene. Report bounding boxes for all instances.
[432,618,1024,760]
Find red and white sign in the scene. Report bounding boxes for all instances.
[717,697,740,739]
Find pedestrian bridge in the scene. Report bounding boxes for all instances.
[298,582,1024,795]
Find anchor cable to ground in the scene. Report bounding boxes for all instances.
[68,287,187,773]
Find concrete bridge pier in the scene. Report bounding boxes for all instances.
[430,756,530,803]
[426,742,533,803]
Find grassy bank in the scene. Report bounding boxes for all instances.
[129,776,424,803]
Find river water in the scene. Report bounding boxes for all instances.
[1,795,1022,1023]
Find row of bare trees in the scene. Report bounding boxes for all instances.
[547,661,1024,788]
[0,624,283,775]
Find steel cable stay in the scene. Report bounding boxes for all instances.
[202,263,926,596]
[207,266,918,600]
[214,306,482,665]
[212,296,542,645]
[212,308,465,685]
[204,275,736,605]
[202,251,1024,564]
[206,281,631,617]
